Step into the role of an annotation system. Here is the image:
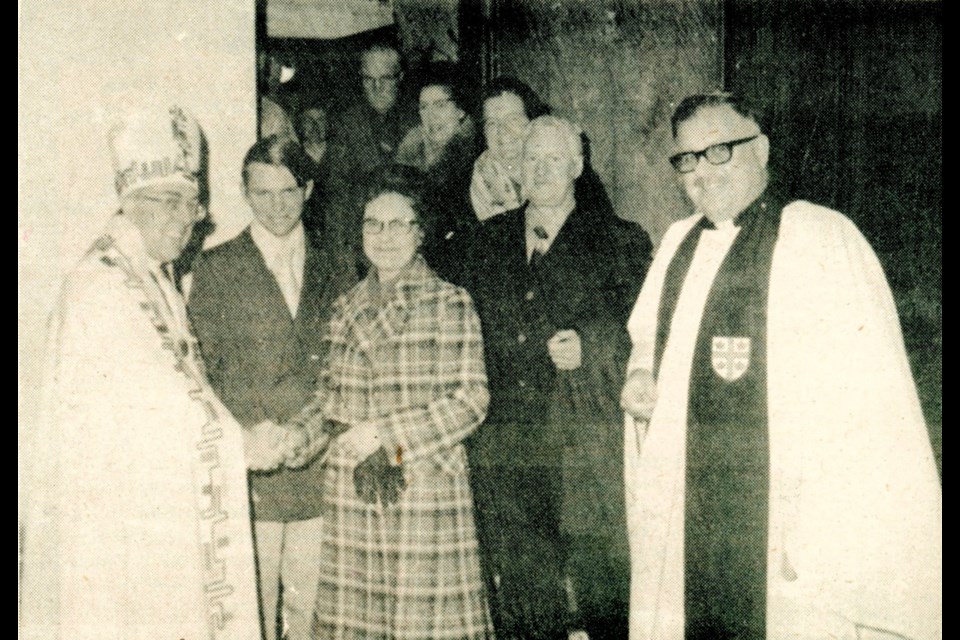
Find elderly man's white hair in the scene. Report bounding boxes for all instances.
[525,115,584,160]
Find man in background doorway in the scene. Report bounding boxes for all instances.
[326,41,419,273]
[297,105,334,249]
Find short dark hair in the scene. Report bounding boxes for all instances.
[295,104,327,143]
[361,40,404,73]
[363,164,429,238]
[418,62,474,116]
[242,134,312,187]
[670,92,765,138]
[484,76,551,120]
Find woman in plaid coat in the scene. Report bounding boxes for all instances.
[291,171,492,639]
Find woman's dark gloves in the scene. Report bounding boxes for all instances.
[354,447,406,507]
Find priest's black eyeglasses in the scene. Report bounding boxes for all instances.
[669,135,759,173]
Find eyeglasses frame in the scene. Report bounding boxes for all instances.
[669,135,760,173]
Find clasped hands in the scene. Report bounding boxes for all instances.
[243,418,405,507]
[243,420,311,472]
[244,418,350,472]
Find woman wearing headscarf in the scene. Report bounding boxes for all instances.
[470,76,617,227]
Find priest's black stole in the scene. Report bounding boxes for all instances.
[656,193,783,640]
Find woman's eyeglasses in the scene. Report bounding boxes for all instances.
[362,218,419,235]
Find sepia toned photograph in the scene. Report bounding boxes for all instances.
[19,1,941,638]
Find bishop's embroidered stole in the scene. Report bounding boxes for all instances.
[99,237,255,639]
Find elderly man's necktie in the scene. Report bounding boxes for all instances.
[530,225,548,269]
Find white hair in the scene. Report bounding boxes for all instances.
[525,115,584,160]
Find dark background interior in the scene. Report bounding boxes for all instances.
[725,0,941,475]
[259,0,941,475]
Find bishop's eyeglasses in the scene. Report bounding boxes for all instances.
[133,193,203,221]
[669,135,759,173]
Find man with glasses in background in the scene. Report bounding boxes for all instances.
[621,93,941,639]
[188,135,356,640]
[326,41,418,272]
[20,104,261,639]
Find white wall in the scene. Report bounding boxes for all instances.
[19,1,257,462]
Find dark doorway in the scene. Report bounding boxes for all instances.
[725,0,942,473]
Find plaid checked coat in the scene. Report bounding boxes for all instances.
[299,255,493,639]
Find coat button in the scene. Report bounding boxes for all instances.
[525,290,535,301]
[518,379,527,388]
[517,333,527,344]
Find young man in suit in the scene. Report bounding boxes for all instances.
[188,135,356,640]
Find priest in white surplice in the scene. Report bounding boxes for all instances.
[620,93,941,640]
[19,104,279,640]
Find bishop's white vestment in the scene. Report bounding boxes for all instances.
[21,215,262,640]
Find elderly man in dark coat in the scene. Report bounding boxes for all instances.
[466,115,651,640]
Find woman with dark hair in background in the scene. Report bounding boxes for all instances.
[470,76,549,221]
[287,168,493,639]
[396,62,481,285]
[471,76,617,228]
